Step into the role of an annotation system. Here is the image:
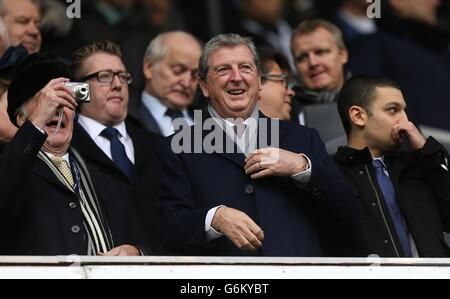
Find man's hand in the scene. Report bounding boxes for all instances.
[98,245,141,256]
[211,206,264,251]
[0,91,17,142]
[392,121,426,150]
[28,78,77,130]
[245,148,309,179]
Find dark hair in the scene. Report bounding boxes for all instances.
[70,40,122,80]
[337,75,402,136]
[258,48,291,74]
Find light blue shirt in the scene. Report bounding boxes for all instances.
[141,92,194,137]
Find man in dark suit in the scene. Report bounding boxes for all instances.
[69,40,165,254]
[0,52,142,256]
[157,34,356,256]
[134,31,202,136]
[334,75,450,257]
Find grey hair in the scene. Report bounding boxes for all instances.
[0,0,41,15]
[16,104,29,121]
[143,31,201,64]
[199,34,262,81]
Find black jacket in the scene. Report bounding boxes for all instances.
[72,119,167,254]
[0,121,143,255]
[332,137,450,257]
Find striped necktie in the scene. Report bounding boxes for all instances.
[50,156,74,187]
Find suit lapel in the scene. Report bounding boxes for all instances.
[126,122,153,170]
[33,156,73,193]
[72,123,126,177]
[138,103,162,135]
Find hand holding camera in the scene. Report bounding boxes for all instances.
[28,78,78,130]
[64,82,90,102]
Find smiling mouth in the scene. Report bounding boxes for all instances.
[227,89,246,96]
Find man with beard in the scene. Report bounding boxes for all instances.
[333,75,450,257]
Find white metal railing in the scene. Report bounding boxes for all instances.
[1,256,450,279]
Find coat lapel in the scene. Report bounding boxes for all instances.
[72,123,127,178]
[32,155,74,193]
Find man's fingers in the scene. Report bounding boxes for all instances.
[250,169,272,180]
[247,222,264,242]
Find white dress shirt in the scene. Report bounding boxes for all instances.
[78,114,135,164]
[205,105,313,242]
[141,91,194,137]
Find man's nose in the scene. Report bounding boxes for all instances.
[286,86,295,98]
[230,67,243,82]
[27,21,40,36]
[112,74,123,89]
[180,71,195,87]
[399,110,409,122]
[308,54,319,68]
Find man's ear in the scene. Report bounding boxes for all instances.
[15,110,26,127]
[143,59,154,80]
[349,105,367,129]
[198,79,209,98]
[339,48,349,65]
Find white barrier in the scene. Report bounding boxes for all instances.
[1,256,450,279]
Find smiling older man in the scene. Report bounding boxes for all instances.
[157,34,357,256]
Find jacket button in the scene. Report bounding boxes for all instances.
[24,144,35,154]
[244,184,254,195]
[359,170,364,175]
[384,239,389,244]
[71,225,80,234]
[371,203,377,207]
[69,202,77,209]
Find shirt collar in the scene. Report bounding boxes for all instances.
[78,114,128,141]
[142,91,190,119]
[208,104,260,127]
[44,152,70,164]
[373,156,387,168]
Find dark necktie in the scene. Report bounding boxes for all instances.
[372,159,412,257]
[165,108,184,122]
[101,127,134,177]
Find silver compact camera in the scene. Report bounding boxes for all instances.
[65,82,90,102]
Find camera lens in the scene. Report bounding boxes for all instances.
[74,86,88,101]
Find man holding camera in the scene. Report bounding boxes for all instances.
[70,41,166,254]
[0,52,143,255]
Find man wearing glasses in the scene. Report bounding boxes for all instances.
[70,41,167,254]
[258,48,294,121]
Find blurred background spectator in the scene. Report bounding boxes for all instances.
[347,0,450,131]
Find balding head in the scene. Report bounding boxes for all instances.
[0,0,41,53]
[143,31,202,110]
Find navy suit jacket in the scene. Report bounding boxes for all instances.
[157,112,357,256]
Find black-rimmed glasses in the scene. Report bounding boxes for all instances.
[261,73,289,90]
[80,70,133,84]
